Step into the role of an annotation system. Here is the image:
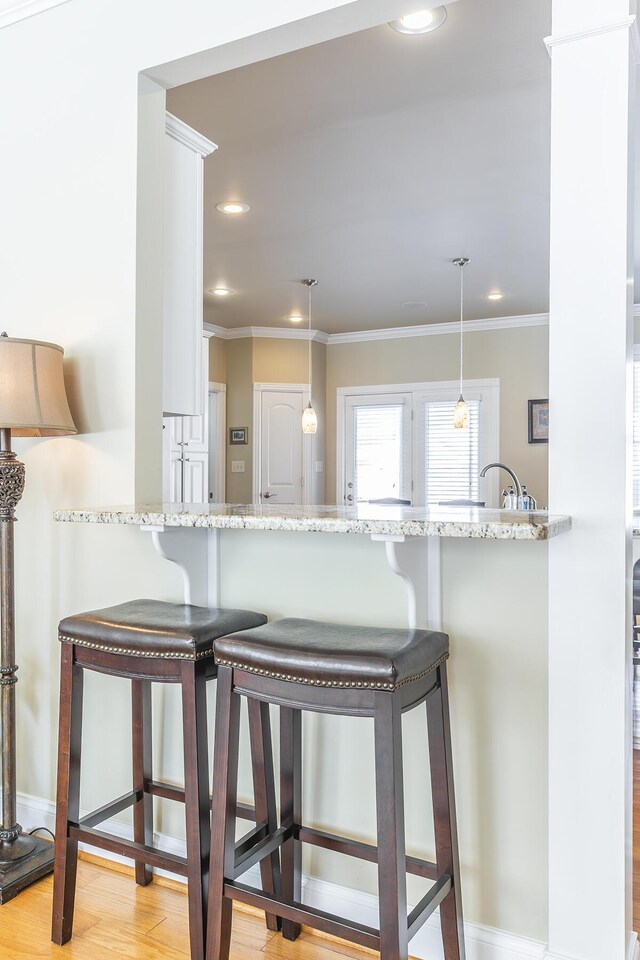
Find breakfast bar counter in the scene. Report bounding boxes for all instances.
[54,504,571,633]
[55,502,571,541]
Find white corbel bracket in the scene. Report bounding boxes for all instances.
[139,525,219,607]
[370,534,442,632]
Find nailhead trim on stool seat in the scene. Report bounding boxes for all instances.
[214,653,449,690]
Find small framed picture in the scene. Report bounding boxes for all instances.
[229,427,248,445]
[528,399,549,444]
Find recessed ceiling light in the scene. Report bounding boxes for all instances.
[486,292,504,301]
[389,6,447,34]
[402,301,428,309]
[289,315,305,323]
[209,287,234,296]
[216,201,250,215]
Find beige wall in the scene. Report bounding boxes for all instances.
[225,339,253,501]
[208,336,227,383]
[326,324,550,505]
[252,337,309,382]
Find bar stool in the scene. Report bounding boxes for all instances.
[206,618,465,960]
[51,600,281,960]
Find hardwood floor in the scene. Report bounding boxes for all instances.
[0,856,372,960]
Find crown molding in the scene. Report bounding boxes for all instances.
[327,313,549,344]
[0,0,71,29]
[206,306,640,346]
[544,15,640,61]
[204,323,329,343]
[165,113,217,158]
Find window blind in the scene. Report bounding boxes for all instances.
[424,399,480,504]
[352,403,405,502]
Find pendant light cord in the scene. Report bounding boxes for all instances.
[459,263,464,397]
[308,283,312,403]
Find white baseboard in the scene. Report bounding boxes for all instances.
[18,790,546,960]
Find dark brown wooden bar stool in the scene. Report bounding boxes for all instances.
[206,618,465,960]
[51,600,281,960]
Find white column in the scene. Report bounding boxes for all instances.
[547,3,636,959]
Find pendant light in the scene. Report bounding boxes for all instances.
[301,279,318,434]
[452,257,470,429]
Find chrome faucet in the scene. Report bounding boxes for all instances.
[480,462,529,509]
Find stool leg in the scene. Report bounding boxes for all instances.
[280,706,302,941]
[426,664,465,960]
[132,679,153,886]
[247,699,282,931]
[207,665,240,960]
[182,662,211,960]
[374,692,408,960]
[52,644,84,945]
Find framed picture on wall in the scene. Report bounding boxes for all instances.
[229,427,248,445]
[528,399,549,444]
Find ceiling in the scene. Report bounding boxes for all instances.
[167,0,557,334]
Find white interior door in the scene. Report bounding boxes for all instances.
[259,390,304,504]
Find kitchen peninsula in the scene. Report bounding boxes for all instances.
[54,503,570,631]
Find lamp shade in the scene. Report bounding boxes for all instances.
[0,336,76,436]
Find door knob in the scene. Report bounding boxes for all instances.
[346,494,353,502]
[263,492,276,499]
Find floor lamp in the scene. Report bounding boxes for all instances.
[0,334,76,902]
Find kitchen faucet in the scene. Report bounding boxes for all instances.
[479,462,537,510]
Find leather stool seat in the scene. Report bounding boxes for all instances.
[59,599,267,661]
[215,617,449,690]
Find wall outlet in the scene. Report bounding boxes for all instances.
[231,461,245,473]
[315,461,324,473]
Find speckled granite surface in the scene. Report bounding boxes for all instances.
[53,503,571,541]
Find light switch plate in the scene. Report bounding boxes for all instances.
[231,461,245,473]
[315,461,324,473]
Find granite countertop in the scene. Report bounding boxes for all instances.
[53,503,571,541]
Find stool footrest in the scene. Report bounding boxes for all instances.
[68,826,189,876]
[144,779,256,820]
[407,874,452,939]
[297,825,438,881]
[233,824,292,879]
[235,823,269,860]
[78,791,141,829]
[224,880,381,951]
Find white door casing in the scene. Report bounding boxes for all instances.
[208,382,227,502]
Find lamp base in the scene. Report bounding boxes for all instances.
[0,835,54,904]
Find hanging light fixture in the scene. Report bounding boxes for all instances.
[452,257,470,429]
[301,279,318,434]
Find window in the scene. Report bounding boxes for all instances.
[338,380,499,507]
[422,398,480,505]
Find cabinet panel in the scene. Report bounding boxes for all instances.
[163,115,216,417]
[182,456,208,504]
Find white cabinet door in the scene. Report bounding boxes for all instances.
[182,411,207,453]
[182,455,208,504]
[163,114,216,417]
[259,390,304,504]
